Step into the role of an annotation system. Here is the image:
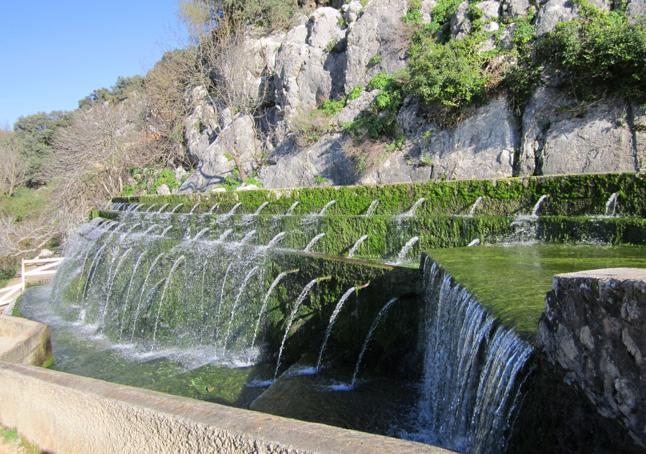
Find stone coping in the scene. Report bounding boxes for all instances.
[555,267,646,281]
[0,362,452,454]
[0,316,51,365]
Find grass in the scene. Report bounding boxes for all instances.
[428,244,646,340]
[0,426,41,454]
[0,186,52,222]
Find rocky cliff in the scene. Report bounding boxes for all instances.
[180,0,646,192]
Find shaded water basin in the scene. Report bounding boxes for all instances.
[428,244,646,338]
[17,285,416,438]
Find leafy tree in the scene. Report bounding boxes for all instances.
[12,111,70,187]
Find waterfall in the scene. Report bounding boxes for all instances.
[286,201,299,215]
[395,236,419,263]
[348,235,368,258]
[531,195,548,216]
[409,260,534,453]
[304,233,325,252]
[605,192,619,216]
[318,200,336,216]
[118,251,147,340]
[101,248,133,325]
[274,276,331,378]
[142,225,162,236]
[129,253,165,342]
[218,229,233,241]
[364,200,379,216]
[145,204,158,213]
[316,283,369,371]
[467,197,483,217]
[208,203,220,214]
[350,297,399,388]
[157,203,170,213]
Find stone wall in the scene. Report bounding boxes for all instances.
[0,316,51,366]
[0,362,448,454]
[538,268,646,448]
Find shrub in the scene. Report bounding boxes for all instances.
[407,33,492,110]
[535,11,646,101]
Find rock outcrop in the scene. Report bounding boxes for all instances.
[180,0,645,192]
[539,268,646,448]
[520,89,635,176]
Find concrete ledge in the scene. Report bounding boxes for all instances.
[0,362,451,454]
[0,316,51,366]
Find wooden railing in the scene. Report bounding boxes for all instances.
[0,257,64,312]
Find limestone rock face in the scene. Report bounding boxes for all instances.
[344,0,409,93]
[274,9,346,122]
[418,96,518,180]
[627,0,646,22]
[259,134,355,188]
[501,0,531,18]
[520,88,635,175]
[334,89,379,125]
[184,86,219,165]
[451,1,472,37]
[539,268,646,448]
[535,0,578,35]
[180,115,261,192]
[341,1,364,24]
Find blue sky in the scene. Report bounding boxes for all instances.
[0,0,186,128]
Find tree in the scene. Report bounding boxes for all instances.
[13,111,70,187]
[0,132,27,196]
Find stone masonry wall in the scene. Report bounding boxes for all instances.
[538,268,646,448]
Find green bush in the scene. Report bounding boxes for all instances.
[407,33,492,110]
[152,169,180,193]
[536,11,646,101]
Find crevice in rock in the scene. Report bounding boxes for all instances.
[534,121,550,176]
[626,99,640,172]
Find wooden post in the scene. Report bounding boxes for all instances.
[21,259,26,292]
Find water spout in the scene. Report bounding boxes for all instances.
[318,200,336,216]
[101,248,133,325]
[161,226,173,237]
[267,232,286,248]
[364,200,379,216]
[130,253,165,342]
[117,251,147,340]
[274,276,331,378]
[467,238,481,247]
[223,266,260,350]
[157,204,170,213]
[250,269,299,350]
[395,236,419,264]
[145,204,158,213]
[142,225,162,236]
[192,228,211,241]
[316,282,370,371]
[189,203,201,214]
[169,204,184,214]
[241,230,256,244]
[286,202,299,215]
[218,229,233,241]
[304,233,325,252]
[401,198,426,218]
[254,202,270,215]
[605,192,619,216]
[531,195,548,216]
[208,203,220,214]
[347,235,368,258]
[151,256,186,346]
[468,197,483,217]
[350,297,399,388]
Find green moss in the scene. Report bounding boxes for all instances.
[427,244,646,340]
